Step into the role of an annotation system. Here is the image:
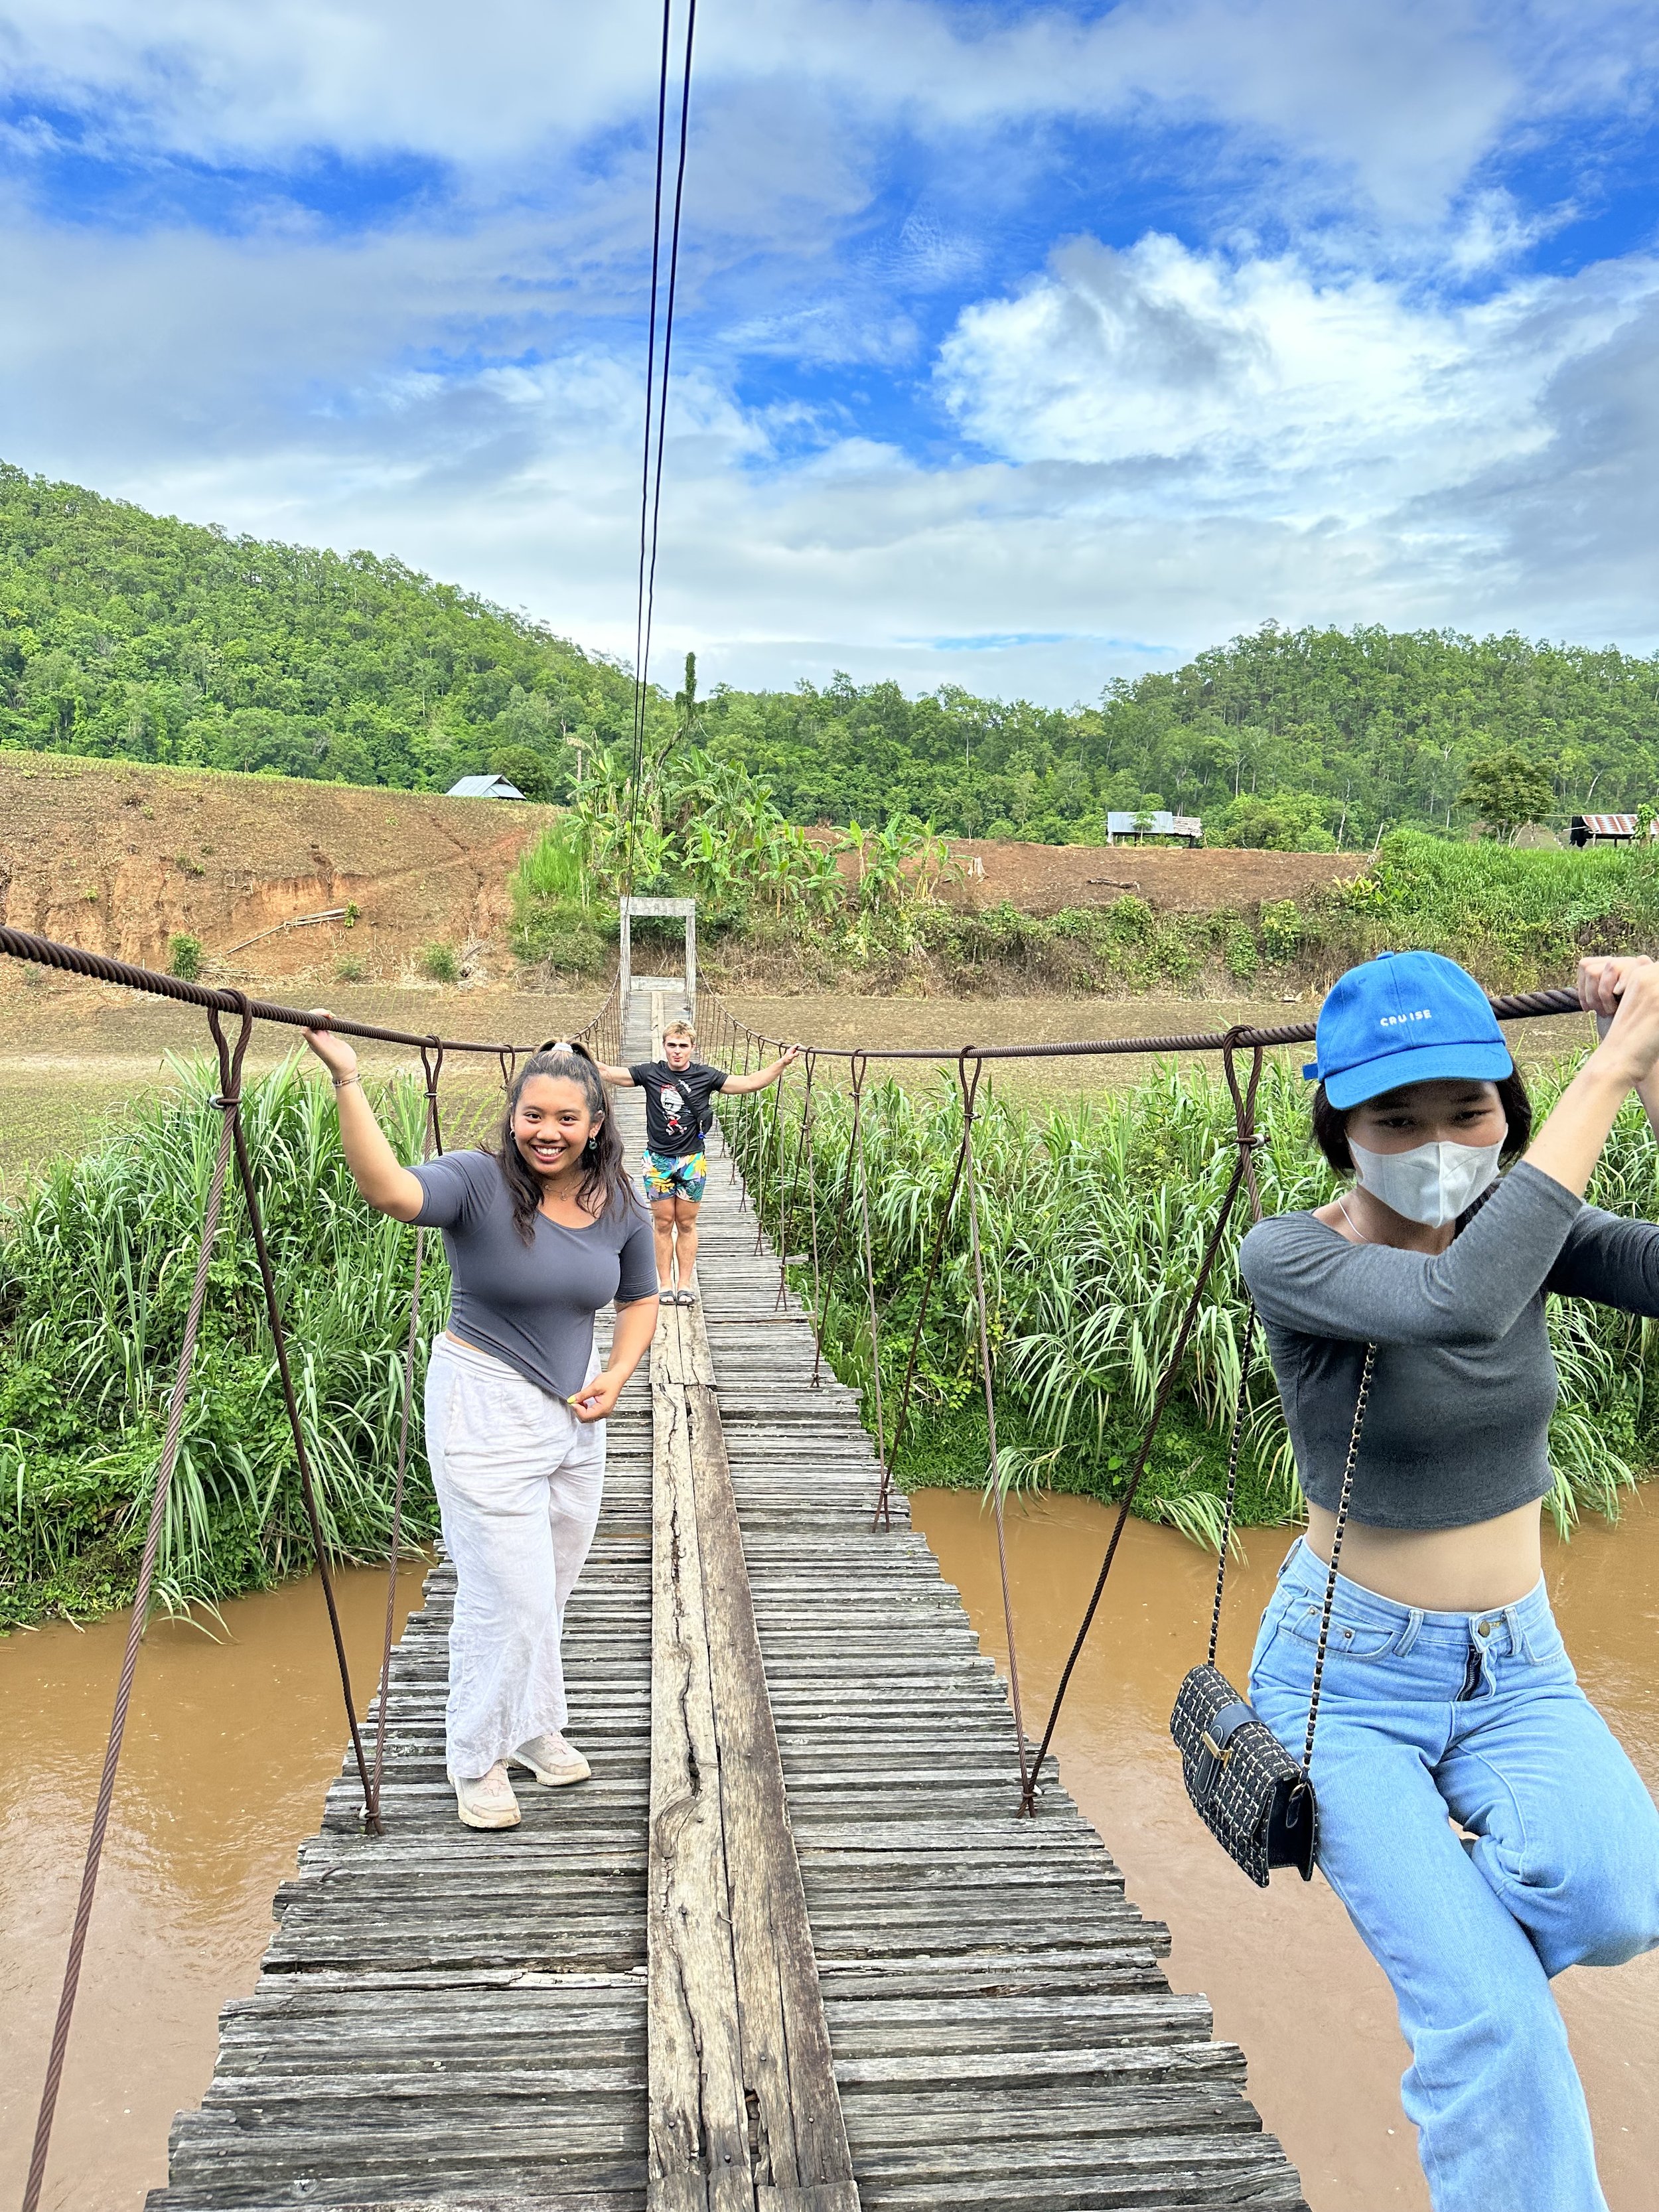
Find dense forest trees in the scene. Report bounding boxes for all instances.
[0,464,633,794]
[5,462,1658,846]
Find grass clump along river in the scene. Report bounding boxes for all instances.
[723,1057,1659,1545]
[0,1063,445,1628]
[3,1048,1656,1627]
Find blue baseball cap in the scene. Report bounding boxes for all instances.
[1305,950,1513,1108]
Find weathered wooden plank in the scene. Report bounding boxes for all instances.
[648,1286,859,2210]
[647,1354,751,2212]
[680,1359,857,2199]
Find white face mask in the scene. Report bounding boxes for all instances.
[1348,1138,1502,1227]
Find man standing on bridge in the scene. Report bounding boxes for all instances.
[597,1021,798,1305]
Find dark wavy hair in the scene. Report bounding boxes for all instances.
[1311,1069,1534,1175]
[493,1043,637,1243]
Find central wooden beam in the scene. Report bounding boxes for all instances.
[648,1302,860,2212]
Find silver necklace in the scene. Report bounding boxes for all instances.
[1336,1191,1372,1244]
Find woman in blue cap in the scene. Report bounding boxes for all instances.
[1240,947,1659,2212]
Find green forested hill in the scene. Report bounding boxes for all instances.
[0,463,634,793]
[700,627,1659,846]
[5,461,1658,845]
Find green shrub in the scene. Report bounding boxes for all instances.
[167,933,203,981]
[1258,900,1305,964]
[1224,923,1260,981]
[420,941,460,984]
[334,957,364,983]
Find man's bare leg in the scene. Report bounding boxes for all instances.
[650,1198,677,1291]
[674,1196,700,1292]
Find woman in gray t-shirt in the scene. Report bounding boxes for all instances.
[302,1029,658,1832]
[1239,948,1659,2212]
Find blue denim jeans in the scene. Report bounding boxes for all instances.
[1250,1540,1659,2212]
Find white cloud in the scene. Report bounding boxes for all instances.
[936,232,1659,527]
[3,0,1652,227]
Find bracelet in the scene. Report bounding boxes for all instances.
[330,1072,361,1090]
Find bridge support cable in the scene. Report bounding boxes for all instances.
[19,1003,250,2212]
[0,924,622,1060]
[216,992,377,1828]
[847,1054,895,1533]
[956,1050,1033,1807]
[1019,1036,1267,1813]
[370,1038,445,1831]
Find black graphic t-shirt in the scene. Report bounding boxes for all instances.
[630,1059,729,1158]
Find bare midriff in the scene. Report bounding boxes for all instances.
[1303,1497,1544,1612]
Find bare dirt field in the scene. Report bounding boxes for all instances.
[0,964,608,1189]
[943,838,1359,917]
[0,751,557,981]
[1,754,1366,1002]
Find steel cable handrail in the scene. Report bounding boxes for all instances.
[693,972,1585,1063]
[0,926,621,1055]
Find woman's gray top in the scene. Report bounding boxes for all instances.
[1240,1161,1659,1530]
[410,1150,657,1400]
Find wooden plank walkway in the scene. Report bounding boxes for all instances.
[146,994,1307,2212]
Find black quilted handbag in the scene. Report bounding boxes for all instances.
[1170,1324,1376,1888]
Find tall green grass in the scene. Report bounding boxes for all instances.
[726,1056,1659,1541]
[1327,834,1659,990]
[0,1060,447,1627]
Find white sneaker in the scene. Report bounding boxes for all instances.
[453,1761,521,1830]
[509,1732,591,1787]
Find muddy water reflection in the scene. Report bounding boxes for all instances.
[1,1564,426,2212]
[910,1489,1659,2212]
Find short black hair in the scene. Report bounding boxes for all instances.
[1311,1069,1533,1175]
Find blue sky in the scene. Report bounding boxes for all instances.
[2,0,1658,704]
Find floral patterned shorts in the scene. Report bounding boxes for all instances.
[642,1148,708,1204]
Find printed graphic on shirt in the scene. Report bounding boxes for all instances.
[630,1060,727,1158]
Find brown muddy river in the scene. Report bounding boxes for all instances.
[1,1564,427,2212]
[3,1509,1655,2211]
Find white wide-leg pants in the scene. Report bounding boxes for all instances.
[424,1335,605,1781]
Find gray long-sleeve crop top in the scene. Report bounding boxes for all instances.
[1238,1161,1659,1530]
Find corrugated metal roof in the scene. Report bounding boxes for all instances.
[446,773,526,798]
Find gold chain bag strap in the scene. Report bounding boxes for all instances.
[1169,1320,1376,1887]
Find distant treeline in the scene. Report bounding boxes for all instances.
[5,461,1658,848]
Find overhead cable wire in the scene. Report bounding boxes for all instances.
[626,0,675,893]
[625,0,698,895]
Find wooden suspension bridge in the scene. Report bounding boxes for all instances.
[143,984,1307,2212]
